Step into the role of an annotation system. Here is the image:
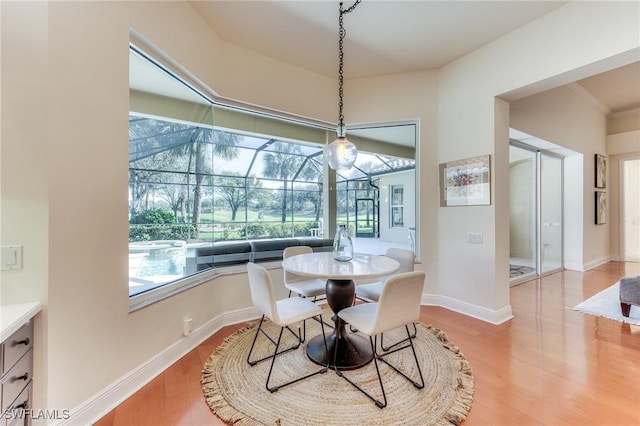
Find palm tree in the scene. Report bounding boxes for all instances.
[128,117,194,216]
[129,115,240,237]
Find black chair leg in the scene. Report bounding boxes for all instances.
[265,326,286,391]
[333,330,387,408]
[378,325,424,389]
[266,315,329,392]
[334,324,424,408]
[380,322,417,351]
[247,316,303,366]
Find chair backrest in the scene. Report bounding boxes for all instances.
[246,262,280,323]
[371,271,425,335]
[283,245,313,284]
[385,248,415,274]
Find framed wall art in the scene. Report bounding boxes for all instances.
[595,191,606,225]
[439,155,491,206]
[595,154,606,188]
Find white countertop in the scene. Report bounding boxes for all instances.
[282,252,399,280]
[1,302,42,342]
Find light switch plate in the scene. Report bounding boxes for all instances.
[1,245,23,270]
[467,233,483,244]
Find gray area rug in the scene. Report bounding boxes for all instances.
[201,308,474,426]
[573,281,640,326]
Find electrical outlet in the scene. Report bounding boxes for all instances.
[183,316,192,336]
[467,232,483,244]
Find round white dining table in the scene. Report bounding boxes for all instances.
[282,252,399,369]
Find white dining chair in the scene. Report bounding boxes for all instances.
[355,247,417,348]
[335,271,426,408]
[246,262,329,392]
[283,245,331,341]
[356,248,415,300]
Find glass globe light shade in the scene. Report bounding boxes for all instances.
[326,136,357,170]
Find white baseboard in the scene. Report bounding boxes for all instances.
[421,293,440,306]
[422,293,512,324]
[60,306,259,426]
[564,262,585,271]
[439,295,513,325]
[565,256,613,272]
[583,256,612,271]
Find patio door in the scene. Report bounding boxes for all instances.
[355,198,377,238]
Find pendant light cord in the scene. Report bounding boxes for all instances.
[338,0,361,137]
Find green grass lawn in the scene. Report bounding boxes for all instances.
[203,209,320,223]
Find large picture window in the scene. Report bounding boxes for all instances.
[128,44,416,301]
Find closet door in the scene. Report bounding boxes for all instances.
[540,153,563,274]
[509,144,537,280]
[509,142,564,282]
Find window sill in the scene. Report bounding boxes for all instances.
[128,260,284,312]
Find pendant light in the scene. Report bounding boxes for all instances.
[326,1,361,171]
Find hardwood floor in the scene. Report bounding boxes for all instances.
[95,261,640,426]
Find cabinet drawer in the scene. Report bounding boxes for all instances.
[2,323,33,376]
[1,350,32,412]
[5,381,32,426]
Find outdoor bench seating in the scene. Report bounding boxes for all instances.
[195,241,253,270]
[251,239,301,262]
[192,238,333,272]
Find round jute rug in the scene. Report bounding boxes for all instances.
[201,309,474,426]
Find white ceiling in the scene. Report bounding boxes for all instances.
[189,0,639,115]
[190,1,569,79]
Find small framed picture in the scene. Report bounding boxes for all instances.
[595,154,606,188]
[439,155,491,206]
[595,191,606,225]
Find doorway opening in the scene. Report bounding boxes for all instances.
[355,197,377,238]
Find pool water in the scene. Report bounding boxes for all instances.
[130,244,186,281]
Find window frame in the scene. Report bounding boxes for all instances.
[128,32,419,311]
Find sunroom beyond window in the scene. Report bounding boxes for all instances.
[128,114,326,296]
[128,46,416,299]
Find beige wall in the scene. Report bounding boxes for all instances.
[1,0,638,419]
[1,1,51,412]
[608,111,640,135]
[348,70,438,290]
